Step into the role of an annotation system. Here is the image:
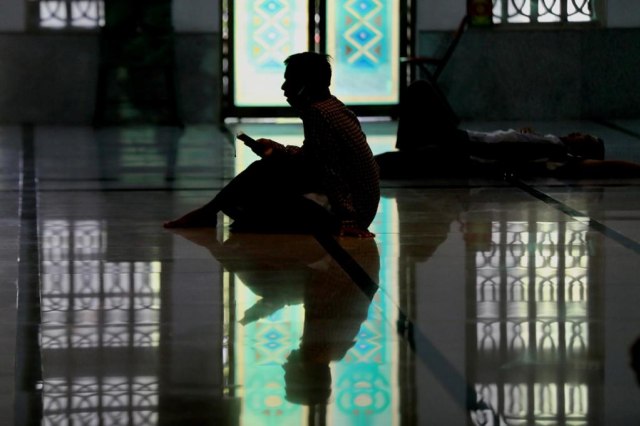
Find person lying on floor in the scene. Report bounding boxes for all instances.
[375,79,640,179]
[164,52,380,238]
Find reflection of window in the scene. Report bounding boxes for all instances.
[40,219,161,424]
[43,377,158,424]
[492,0,601,24]
[41,220,161,350]
[28,0,104,30]
[469,218,599,424]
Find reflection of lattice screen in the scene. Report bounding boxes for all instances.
[492,0,598,24]
[41,220,160,349]
[471,220,592,424]
[43,377,158,425]
[30,0,104,29]
[40,220,160,423]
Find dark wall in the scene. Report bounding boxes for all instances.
[0,33,220,124]
[0,28,638,124]
[428,27,640,120]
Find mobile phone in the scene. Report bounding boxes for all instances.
[237,132,258,150]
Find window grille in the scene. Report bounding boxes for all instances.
[28,0,104,30]
[492,0,599,24]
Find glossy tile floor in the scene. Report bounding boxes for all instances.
[2,119,640,425]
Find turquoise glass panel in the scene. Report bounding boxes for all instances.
[233,0,309,107]
[326,0,400,105]
[235,293,308,425]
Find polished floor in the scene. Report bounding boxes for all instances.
[2,119,640,425]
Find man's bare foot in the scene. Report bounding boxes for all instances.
[163,207,218,228]
[338,224,375,238]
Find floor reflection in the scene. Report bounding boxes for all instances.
[96,126,183,182]
[35,185,622,424]
[462,190,603,424]
[173,230,393,425]
[40,219,161,424]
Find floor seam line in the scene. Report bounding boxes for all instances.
[592,119,640,141]
[312,232,487,414]
[509,177,640,254]
[15,123,44,424]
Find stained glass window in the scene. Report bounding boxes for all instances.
[231,0,310,107]
[326,0,400,105]
[223,0,405,117]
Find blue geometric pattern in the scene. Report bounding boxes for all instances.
[233,0,398,107]
[327,0,399,105]
[344,0,384,68]
[251,0,293,69]
[255,323,291,364]
[233,0,309,106]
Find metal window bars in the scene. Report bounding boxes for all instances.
[28,0,104,29]
[492,0,597,24]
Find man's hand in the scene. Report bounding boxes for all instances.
[252,138,275,158]
[338,224,375,238]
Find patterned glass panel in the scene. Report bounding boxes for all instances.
[326,0,400,105]
[233,0,309,107]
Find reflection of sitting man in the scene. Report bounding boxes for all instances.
[283,237,379,406]
[376,79,640,179]
[172,230,380,406]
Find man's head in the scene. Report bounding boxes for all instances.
[560,132,605,160]
[283,349,331,405]
[282,52,332,107]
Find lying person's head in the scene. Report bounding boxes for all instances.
[560,132,605,160]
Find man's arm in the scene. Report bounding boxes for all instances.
[247,138,302,158]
